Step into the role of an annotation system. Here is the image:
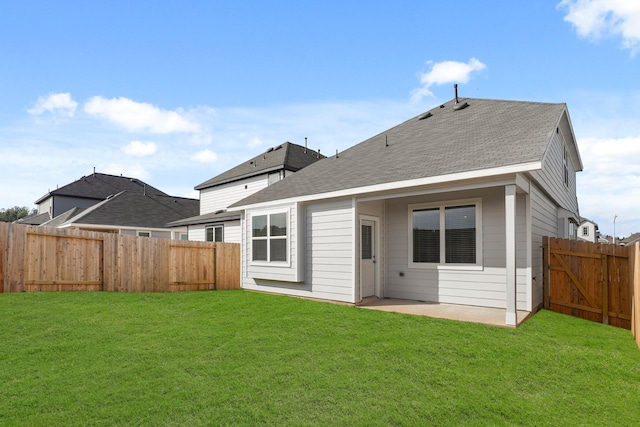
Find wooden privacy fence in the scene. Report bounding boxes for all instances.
[543,237,638,343]
[0,222,240,293]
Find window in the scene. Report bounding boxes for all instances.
[252,212,287,262]
[563,148,569,187]
[206,225,223,242]
[582,227,589,236]
[410,200,481,266]
[137,231,150,237]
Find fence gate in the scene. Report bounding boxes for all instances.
[543,237,631,329]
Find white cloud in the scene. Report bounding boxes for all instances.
[248,137,263,149]
[411,58,486,103]
[576,135,640,236]
[28,93,78,117]
[191,149,218,163]
[123,140,158,156]
[102,164,151,180]
[559,0,640,54]
[84,96,201,134]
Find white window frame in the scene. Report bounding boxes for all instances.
[250,208,290,266]
[408,198,483,270]
[205,225,224,242]
[582,226,589,237]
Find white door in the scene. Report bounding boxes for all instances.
[360,220,376,298]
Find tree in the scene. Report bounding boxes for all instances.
[0,206,37,222]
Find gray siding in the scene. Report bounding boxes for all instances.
[241,199,355,303]
[530,182,558,308]
[384,187,528,309]
[530,122,579,215]
[54,195,100,217]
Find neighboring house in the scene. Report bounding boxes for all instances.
[621,233,640,246]
[577,218,599,243]
[25,172,198,238]
[167,142,324,242]
[42,190,199,238]
[230,97,583,326]
[30,172,168,223]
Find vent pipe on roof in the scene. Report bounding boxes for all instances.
[305,137,308,153]
[452,83,469,110]
[385,134,388,147]
[336,149,339,158]
[317,149,320,159]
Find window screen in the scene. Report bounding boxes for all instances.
[413,208,440,263]
[445,205,476,264]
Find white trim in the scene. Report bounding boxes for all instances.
[351,197,358,303]
[505,185,517,326]
[525,191,533,311]
[407,198,483,269]
[359,214,381,300]
[233,161,543,210]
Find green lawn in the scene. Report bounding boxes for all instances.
[0,291,639,426]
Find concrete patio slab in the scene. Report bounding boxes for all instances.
[358,298,531,328]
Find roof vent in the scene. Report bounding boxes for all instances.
[274,144,283,150]
[214,209,225,215]
[419,112,432,120]
[266,147,274,153]
[453,83,469,110]
[453,102,469,111]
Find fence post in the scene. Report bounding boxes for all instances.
[543,236,550,309]
[601,252,609,325]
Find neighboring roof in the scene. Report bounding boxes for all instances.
[41,207,87,227]
[166,210,242,227]
[194,142,324,190]
[231,98,573,208]
[35,172,168,204]
[57,191,199,229]
[621,232,640,246]
[15,212,51,225]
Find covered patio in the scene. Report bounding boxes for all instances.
[358,298,533,328]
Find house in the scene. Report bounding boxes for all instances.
[230,96,583,326]
[577,218,599,243]
[167,142,324,242]
[25,172,198,238]
[42,190,199,238]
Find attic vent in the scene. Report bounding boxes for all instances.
[274,144,283,150]
[214,209,225,215]
[266,147,274,153]
[419,112,432,120]
[453,102,469,111]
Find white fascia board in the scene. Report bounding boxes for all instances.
[233,161,542,211]
[59,223,172,233]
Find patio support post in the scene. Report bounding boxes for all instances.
[505,185,517,326]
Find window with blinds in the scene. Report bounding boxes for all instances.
[445,205,476,264]
[410,201,480,266]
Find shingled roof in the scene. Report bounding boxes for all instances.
[231,97,576,208]
[35,172,167,204]
[56,191,199,229]
[194,142,324,190]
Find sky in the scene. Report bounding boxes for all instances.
[0,1,638,237]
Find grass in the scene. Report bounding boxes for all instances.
[0,291,639,426]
